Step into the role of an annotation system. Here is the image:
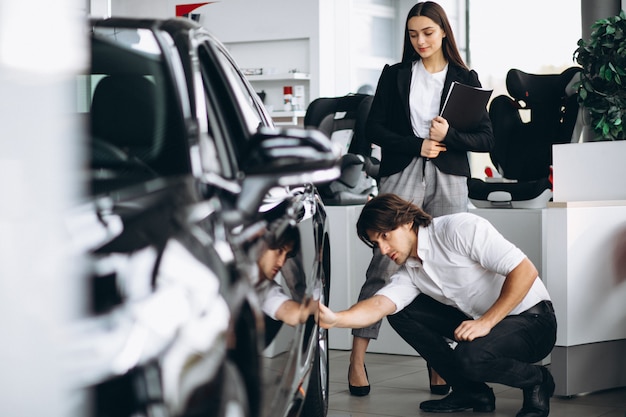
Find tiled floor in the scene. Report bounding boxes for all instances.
[327,349,626,417]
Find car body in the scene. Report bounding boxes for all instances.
[66,16,338,417]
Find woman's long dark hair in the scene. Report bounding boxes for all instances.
[401,1,468,70]
[356,194,432,248]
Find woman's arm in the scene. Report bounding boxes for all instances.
[366,64,424,155]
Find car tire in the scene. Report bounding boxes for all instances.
[217,360,251,417]
[301,321,329,417]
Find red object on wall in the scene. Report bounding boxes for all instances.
[175,2,214,17]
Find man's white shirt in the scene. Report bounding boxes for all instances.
[376,212,551,317]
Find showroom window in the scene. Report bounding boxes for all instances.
[351,0,398,93]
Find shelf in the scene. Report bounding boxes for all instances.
[271,110,306,126]
[247,72,310,81]
[270,110,306,118]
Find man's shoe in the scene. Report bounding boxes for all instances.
[516,366,555,417]
[420,388,495,413]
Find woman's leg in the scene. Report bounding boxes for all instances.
[349,250,399,389]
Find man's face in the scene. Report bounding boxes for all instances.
[258,243,294,280]
[366,222,416,265]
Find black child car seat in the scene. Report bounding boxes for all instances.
[468,67,581,208]
[304,93,379,205]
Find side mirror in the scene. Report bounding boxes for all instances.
[237,127,340,216]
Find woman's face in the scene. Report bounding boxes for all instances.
[407,15,446,60]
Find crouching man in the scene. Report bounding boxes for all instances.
[318,193,557,417]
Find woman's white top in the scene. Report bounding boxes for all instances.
[409,60,448,138]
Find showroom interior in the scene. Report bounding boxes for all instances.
[2,0,626,416]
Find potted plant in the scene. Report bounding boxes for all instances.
[574,9,626,141]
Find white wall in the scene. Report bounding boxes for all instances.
[109,0,173,18]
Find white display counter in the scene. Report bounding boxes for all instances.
[546,200,626,395]
[547,142,626,396]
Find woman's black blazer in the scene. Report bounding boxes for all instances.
[366,60,494,178]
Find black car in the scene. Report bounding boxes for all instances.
[66,16,339,417]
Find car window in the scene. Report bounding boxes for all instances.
[197,36,276,175]
[211,46,265,134]
[195,44,243,180]
[82,28,189,194]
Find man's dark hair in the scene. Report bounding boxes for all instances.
[267,225,300,258]
[356,193,432,248]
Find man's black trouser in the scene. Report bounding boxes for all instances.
[387,294,557,392]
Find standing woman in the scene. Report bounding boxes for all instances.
[348,1,494,396]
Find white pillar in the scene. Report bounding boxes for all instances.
[0,0,89,416]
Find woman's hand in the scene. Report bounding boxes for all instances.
[429,116,449,142]
[420,139,447,158]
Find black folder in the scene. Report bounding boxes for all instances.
[440,81,493,131]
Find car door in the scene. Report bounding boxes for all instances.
[191,30,332,417]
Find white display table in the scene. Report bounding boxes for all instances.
[546,200,626,396]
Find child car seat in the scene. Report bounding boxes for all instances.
[468,67,581,208]
[304,93,379,205]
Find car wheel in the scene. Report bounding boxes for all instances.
[217,360,251,417]
[181,359,250,417]
[301,318,329,417]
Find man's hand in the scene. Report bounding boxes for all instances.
[429,116,449,142]
[453,318,493,342]
[317,301,338,329]
[420,139,447,158]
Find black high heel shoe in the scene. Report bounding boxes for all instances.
[427,363,450,395]
[348,364,370,396]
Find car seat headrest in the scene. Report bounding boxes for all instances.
[506,67,581,106]
[91,75,157,151]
